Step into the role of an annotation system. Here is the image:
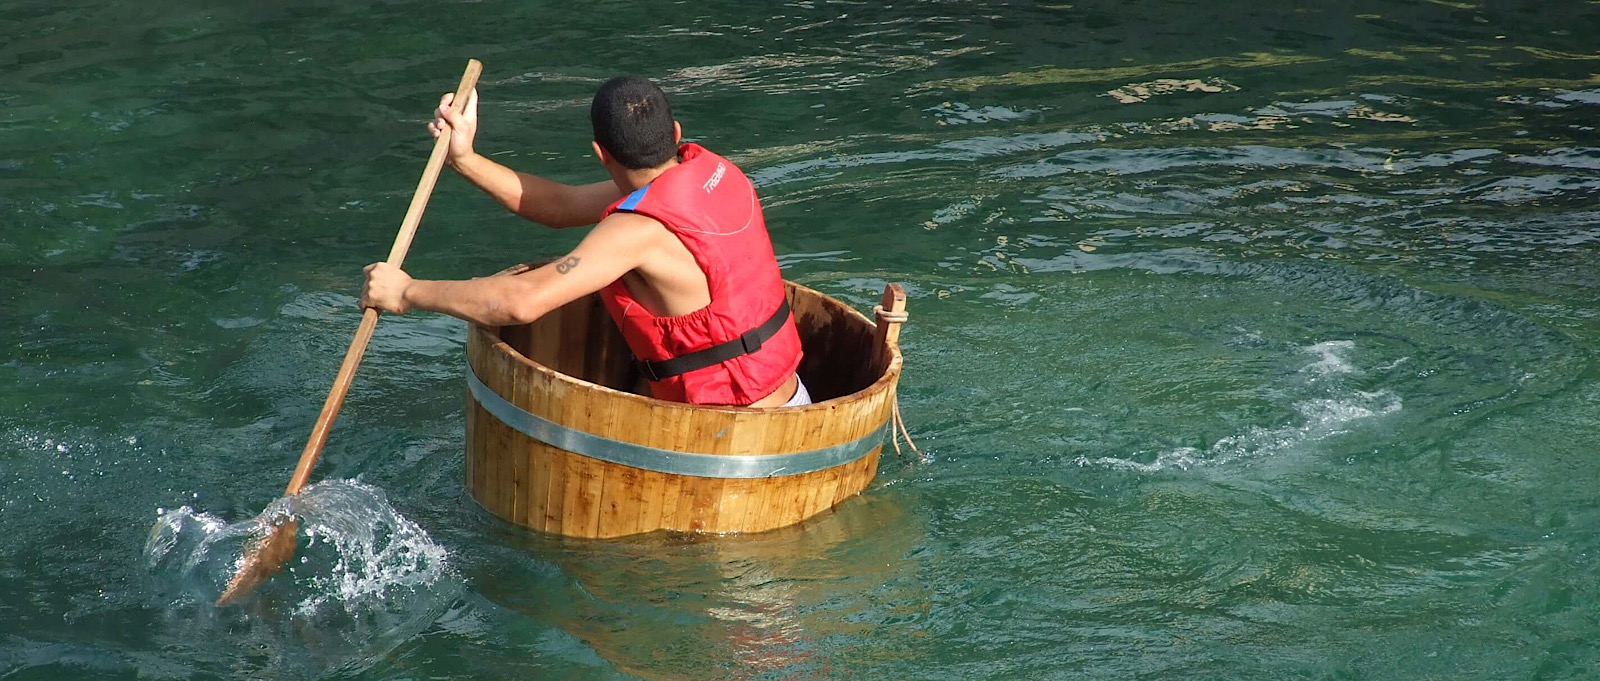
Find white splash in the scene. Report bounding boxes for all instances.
[144,479,458,677]
[1076,341,1401,472]
[1301,340,1360,378]
[146,480,452,612]
[1076,390,1401,472]
[288,482,452,615]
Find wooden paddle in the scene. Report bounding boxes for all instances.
[215,59,482,607]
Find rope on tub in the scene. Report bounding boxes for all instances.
[874,303,925,463]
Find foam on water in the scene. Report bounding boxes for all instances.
[1302,340,1360,378]
[143,479,459,676]
[1076,390,1401,473]
[1076,341,1403,472]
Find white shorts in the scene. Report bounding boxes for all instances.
[780,375,812,407]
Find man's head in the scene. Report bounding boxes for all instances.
[590,76,680,170]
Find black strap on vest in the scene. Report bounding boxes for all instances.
[637,299,792,382]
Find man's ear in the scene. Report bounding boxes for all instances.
[672,121,682,144]
[591,140,609,165]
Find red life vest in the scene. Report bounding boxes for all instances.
[597,144,802,406]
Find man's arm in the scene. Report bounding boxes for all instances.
[432,91,622,228]
[361,213,663,326]
[453,155,622,229]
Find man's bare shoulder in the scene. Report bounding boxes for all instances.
[593,210,669,239]
[590,209,705,308]
[579,211,679,269]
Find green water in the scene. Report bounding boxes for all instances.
[4,1,1599,678]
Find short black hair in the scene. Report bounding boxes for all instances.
[590,76,676,169]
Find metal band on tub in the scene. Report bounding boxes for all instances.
[466,367,886,478]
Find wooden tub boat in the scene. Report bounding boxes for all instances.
[464,264,907,538]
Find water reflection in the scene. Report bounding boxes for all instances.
[471,492,925,679]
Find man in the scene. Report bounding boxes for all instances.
[360,76,809,408]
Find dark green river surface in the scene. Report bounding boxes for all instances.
[4,1,1599,678]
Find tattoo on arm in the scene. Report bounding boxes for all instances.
[555,256,580,274]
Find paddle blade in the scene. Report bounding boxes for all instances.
[215,519,299,607]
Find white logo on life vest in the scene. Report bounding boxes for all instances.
[702,162,726,194]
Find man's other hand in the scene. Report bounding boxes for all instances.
[361,262,414,314]
[429,88,479,167]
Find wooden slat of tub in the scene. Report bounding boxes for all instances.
[466,398,481,507]
[794,464,828,522]
[583,296,618,386]
[776,472,816,530]
[684,476,726,533]
[490,365,516,523]
[556,450,582,537]
[499,323,530,361]
[557,295,590,380]
[495,355,515,524]
[812,460,845,520]
[695,397,743,532]
[515,350,550,533]
[832,451,864,508]
[503,349,532,523]
[740,474,774,532]
[511,358,531,529]
[561,370,607,537]
[597,464,640,538]
[833,393,883,506]
[481,407,503,519]
[477,404,495,513]
[465,330,488,509]
[744,409,795,532]
[723,408,770,456]
[780,405,830,529]
[757,473,795,532]
[740,411,783,532]
[477,334,501,518]
[463,384,478,502]
[837,455,867,508]
[540,297,569,373]
[591,384,635,537]
[852,451,882,503]
[529,443,550,532]
[528,299,561,369]
[634,467,669,534]
[797,404,838,512]
[502,354,527,522]
[479,408,498,514]
[763,403,822,528]
[814,459,851,518]
[541,432,569,534]
[756,478,791,530]
[659,474,685,533]
[836,448,879,507]
[832,397,867,510]
[735,477,768,534]
[642,394,689,535]
[542,445,568,535]
[575,457,607,537]
[648,401,692,532]
[708,477,750,534]
[617,453,656,537]
[777,473,817,531]
[465,399,480,506]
